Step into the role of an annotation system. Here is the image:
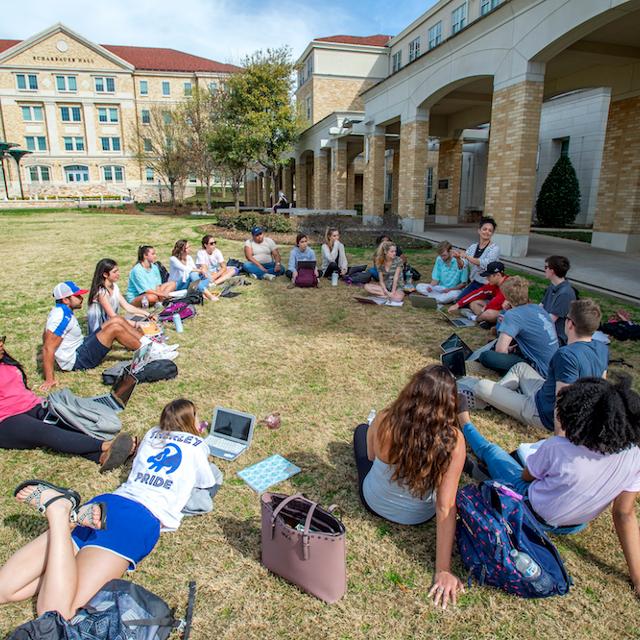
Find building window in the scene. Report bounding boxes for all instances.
[25,136,47,151]
[64,165,89,183]
[16,74,38,90]
[100,137,121,152]
[162,111,172,125]
[21,105,44,121]
[305,95,312,121]
[560,138,570,157]
[392,51,402,73]
[97,107,118,123]
[141,109,151,124]
[145,167,154,182]
[139,80,148,95]
[208,81,218,93]
[143,138,152,152]
[103,165,124,182]
[306,56,313,78]
[426,167,434,201]
[297,69,304,88]
[60,106,82,122]
[95,77,115,93]
[452,3,467,34]
[428,22,442,49]
[189,174,197,183]
[409,37,421,62]
[28,165,50,182]
[162,81,170,96]
[385,172,393,203]
[63,137,85,151]
[481,0,500,15]
[183,82,192,96]
[56,75,77,92]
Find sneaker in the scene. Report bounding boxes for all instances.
[460,308,477,321]
[264,273,276,281]
[249,273,259,280]
[477,320,493,330]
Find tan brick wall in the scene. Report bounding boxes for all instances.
[362,133,385,217]
[330,141,348,209]
[484,80,544,235]
[593,96,640,234]
[436,138,463,218]
[282,164,294,202]
[398,119,429,221]
[313,150,329,208]
[391,147,400,214]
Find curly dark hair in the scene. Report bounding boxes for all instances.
[378,365,459,497]
[556,375,640,454]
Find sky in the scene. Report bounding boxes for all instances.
[1,0,437,64]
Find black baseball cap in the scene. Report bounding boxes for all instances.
[480,261,505,277]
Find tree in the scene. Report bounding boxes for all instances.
[131,105,189,208]
[535,155,581,227]
[229,47,303,205]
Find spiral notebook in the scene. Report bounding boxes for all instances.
[237,454,301,493]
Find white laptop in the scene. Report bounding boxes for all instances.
[205,407,256,461]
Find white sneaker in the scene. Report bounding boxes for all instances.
[264,273,276,281]
[249,273,259,280]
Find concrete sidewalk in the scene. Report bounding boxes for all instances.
[412,224,640,304]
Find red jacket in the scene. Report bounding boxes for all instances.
[457,276,508,311]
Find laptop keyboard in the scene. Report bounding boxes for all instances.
[207,436,245,453]
[93,395,119,410]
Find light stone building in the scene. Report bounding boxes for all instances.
[0,23,239,201]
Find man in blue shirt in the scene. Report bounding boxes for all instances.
[415,241,468,304]
[540,255,576,345]
[475,299,607,429]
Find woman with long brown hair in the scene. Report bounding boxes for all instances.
[353,365,465,607]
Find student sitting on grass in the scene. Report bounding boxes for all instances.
[415,241,468,304]
[353,365,466,608]
[243,226,285,280]
[0,335,135,471]
[195,235,238,287]
[461,376,640,596]
[363,241,405,302]
[125,245,176,307]
[87,259,150,334]
[369,234,407,280]
[475,299,607,430]
[41,281,143,392]
[541,255,577,345]
[286,233,318,284]
[478,276,559,378]
[0,399,219,620]
[169,239,216,301]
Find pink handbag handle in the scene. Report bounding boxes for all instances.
[270,493,318,561]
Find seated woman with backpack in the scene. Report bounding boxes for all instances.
[87,259,151,334]
[461,376,640,596]
[0,335,135,471]
[363,241,405,302]
[169,239,217,301]
[125,245,176,307]
[0,398,220,620]
[286,233,318,287]
[353,365,466,608]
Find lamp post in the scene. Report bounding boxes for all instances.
[8,149,31,200]
[0,141,19,199]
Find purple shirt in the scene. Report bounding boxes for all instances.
[527,436,640,526]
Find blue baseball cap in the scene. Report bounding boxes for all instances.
[52,281,88,299]
[251,226,264,236]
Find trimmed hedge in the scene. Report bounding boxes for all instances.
[214,209,294,233]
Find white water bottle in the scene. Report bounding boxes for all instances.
[367,408,377,425]
[331,271,339,286]
[510,549,541,581]
[141,295,149,310]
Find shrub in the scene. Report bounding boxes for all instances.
[536,155,581,227]
[214,209,294,233]
[135,203,146,212]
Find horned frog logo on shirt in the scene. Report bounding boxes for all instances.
[147,443,182,474]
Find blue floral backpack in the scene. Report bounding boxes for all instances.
[456,481,572,598]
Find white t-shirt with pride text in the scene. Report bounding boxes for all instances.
[114,427,216,531]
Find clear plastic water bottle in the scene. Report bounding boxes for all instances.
[173,313,184,333]
[141,295,149,310]
[510,549,541,580]
[404,269,413,292]
[367,408,377,425]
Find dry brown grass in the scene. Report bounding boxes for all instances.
[0,211,639,639]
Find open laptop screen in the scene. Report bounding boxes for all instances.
[212,408,254,443]
[441,348,466,379]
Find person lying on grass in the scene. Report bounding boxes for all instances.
[363,241,405,302]
[0,334,135,471]
[461,376,640,597]
[0,398,219,620]
[353,365,466,608]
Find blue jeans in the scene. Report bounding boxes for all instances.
[479,350,526,375]
[243,261,284,279]
[462,421,586,535]
[176,271,210,292]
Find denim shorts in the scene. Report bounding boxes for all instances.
[72,332,110,371]
[71,494,161,570]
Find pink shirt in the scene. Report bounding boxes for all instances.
[528,436,640,526]
[0,363,42,423]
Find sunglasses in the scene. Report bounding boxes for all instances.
[208,241,216,245]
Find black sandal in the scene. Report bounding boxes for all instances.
[13,480,81,515]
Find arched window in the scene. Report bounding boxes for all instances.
[64,165,89,183]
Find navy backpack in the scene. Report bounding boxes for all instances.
[456,481,572,598]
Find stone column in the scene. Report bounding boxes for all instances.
[346,161,356,209]
[313,149,329,209]
[435,137,463,224]
[263,173,271,208]
[330,140,348,210]
[592,96,640,253]
[484,78,544,256]
[295,157,307,207]
[283,163,294,202]
[362,127,385,224]
[391,146,400,215]
[398,113,429,233]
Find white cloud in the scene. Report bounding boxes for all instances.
[1,0,356,65]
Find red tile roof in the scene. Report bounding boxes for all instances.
[0,38,239,73]
[314,34,392,47]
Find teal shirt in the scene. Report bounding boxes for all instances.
[126,263,161,302]
[431,256,468,289]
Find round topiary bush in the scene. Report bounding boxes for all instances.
[535,155,581,227]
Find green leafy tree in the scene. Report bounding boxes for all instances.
[536,155,581,227]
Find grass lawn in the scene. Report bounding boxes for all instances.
[0,211,639,639]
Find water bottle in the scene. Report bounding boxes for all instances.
[173,312,184,333]
[510,549,541,580]
[141,295,149,310]
[331,271,339,287]
[404,269,414,292]
[367,408,377,425]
